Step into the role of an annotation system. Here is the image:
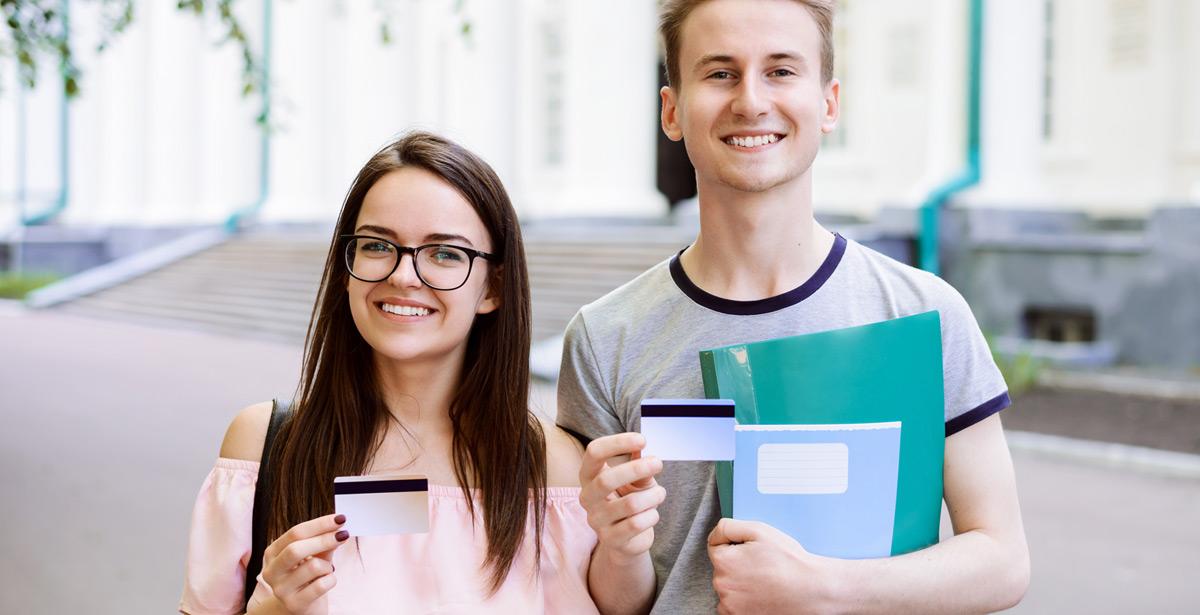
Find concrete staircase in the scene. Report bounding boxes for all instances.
[53,225,692,345]
[55,232,328,342]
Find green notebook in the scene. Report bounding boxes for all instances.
[700,311,945,556]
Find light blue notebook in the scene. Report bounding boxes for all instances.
[732,422,902,559]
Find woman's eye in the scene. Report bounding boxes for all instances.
[362,241,393,255]
[431,248,466,263]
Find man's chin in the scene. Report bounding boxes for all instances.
[714,170,797,194]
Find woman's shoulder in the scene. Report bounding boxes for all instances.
[218,401,274,462]
[540,418,584,488]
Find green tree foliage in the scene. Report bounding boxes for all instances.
[1,0,134,96]
[2,0,258,99]
[3,0,470,125]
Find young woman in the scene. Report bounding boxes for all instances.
[180,132,597,614]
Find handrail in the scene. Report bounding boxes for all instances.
[917,0,984,276]
[21,0,71,227]
[224,0,273,233]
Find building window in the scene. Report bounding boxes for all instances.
[1109,0,1150,68]
[540,2,565,168]
[1042,0,1055,142]
[824,0,849,149]
[1024,306,1097,343]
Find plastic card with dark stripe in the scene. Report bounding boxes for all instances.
[640,399,736,461]
[334,474,429,537]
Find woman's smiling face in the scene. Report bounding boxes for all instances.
[346,166,498,367]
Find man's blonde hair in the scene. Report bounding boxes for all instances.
[659,0,836,87]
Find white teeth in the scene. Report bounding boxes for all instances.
[381,303,431,316]
[725,134,779,148]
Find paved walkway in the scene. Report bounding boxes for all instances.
[1,308,1197,613]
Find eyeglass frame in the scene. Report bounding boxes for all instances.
[340,234,497,291]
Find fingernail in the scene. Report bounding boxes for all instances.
[334,514,346,525]
[335,530,349,542]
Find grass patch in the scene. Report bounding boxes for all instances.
[985,333,1046,398]
[0,272,61,299]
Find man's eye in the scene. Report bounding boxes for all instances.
[770,68,796,77]
[709,70,734,80]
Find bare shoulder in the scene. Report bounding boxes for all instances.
[541,419,584,488]
[218,401,274,462]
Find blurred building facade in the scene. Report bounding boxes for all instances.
[2,0,1198,366]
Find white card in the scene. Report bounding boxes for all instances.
[334,474,429,537]
[639,399,736,461]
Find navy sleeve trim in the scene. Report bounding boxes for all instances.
[945,391,1012,437]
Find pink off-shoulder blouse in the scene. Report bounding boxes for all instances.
[180,458,600,615]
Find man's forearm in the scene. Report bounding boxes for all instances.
[588,546,656,615]
[827,528,1030,614]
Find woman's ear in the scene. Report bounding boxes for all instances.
[476,265,502,315]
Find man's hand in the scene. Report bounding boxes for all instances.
[579,432,666,564]
[707,518,841,615]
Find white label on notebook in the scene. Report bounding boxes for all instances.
[757,443,850,495]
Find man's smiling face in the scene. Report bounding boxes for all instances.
[661,0,839,195]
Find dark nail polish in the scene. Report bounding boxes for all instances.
[335,530,349,542]
[332,564,336,573]
[334,514,346,525]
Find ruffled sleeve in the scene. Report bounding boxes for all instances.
[541,487,600,614]
[179,458,259,615]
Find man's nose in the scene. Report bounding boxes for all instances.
[731,77,770,118]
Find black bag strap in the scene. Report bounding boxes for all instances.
[244,398,292,610]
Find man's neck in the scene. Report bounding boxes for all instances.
[682,174,834,301]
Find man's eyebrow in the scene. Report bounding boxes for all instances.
[693,52,807,71]
[694,54,735,71]
[767,52,806,64]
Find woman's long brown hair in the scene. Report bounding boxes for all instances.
[266,131,546,592]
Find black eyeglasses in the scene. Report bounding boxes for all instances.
[341,234,496,291]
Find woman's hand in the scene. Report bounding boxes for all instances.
[248,513,349,615]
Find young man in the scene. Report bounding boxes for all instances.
[557,1,1030,613]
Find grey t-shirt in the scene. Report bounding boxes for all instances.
[556,234,1010,614]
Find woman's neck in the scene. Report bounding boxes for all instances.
[372,352,461,435]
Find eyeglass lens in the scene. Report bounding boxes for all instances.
[345,238,474,289]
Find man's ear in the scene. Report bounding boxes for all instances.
[661,85,684,142]
[476,266,502,315]
[820,78,840,135]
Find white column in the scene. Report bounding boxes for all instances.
[973,0,1046,204]
[516,0,667,219]
[62,0,262,226]
[68,0,149,225]
[263,0,350,225]
[195,1,263,224]
[905,0,969,204]
[142,0,203,224]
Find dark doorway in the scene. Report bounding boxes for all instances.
[655,61,697,207]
